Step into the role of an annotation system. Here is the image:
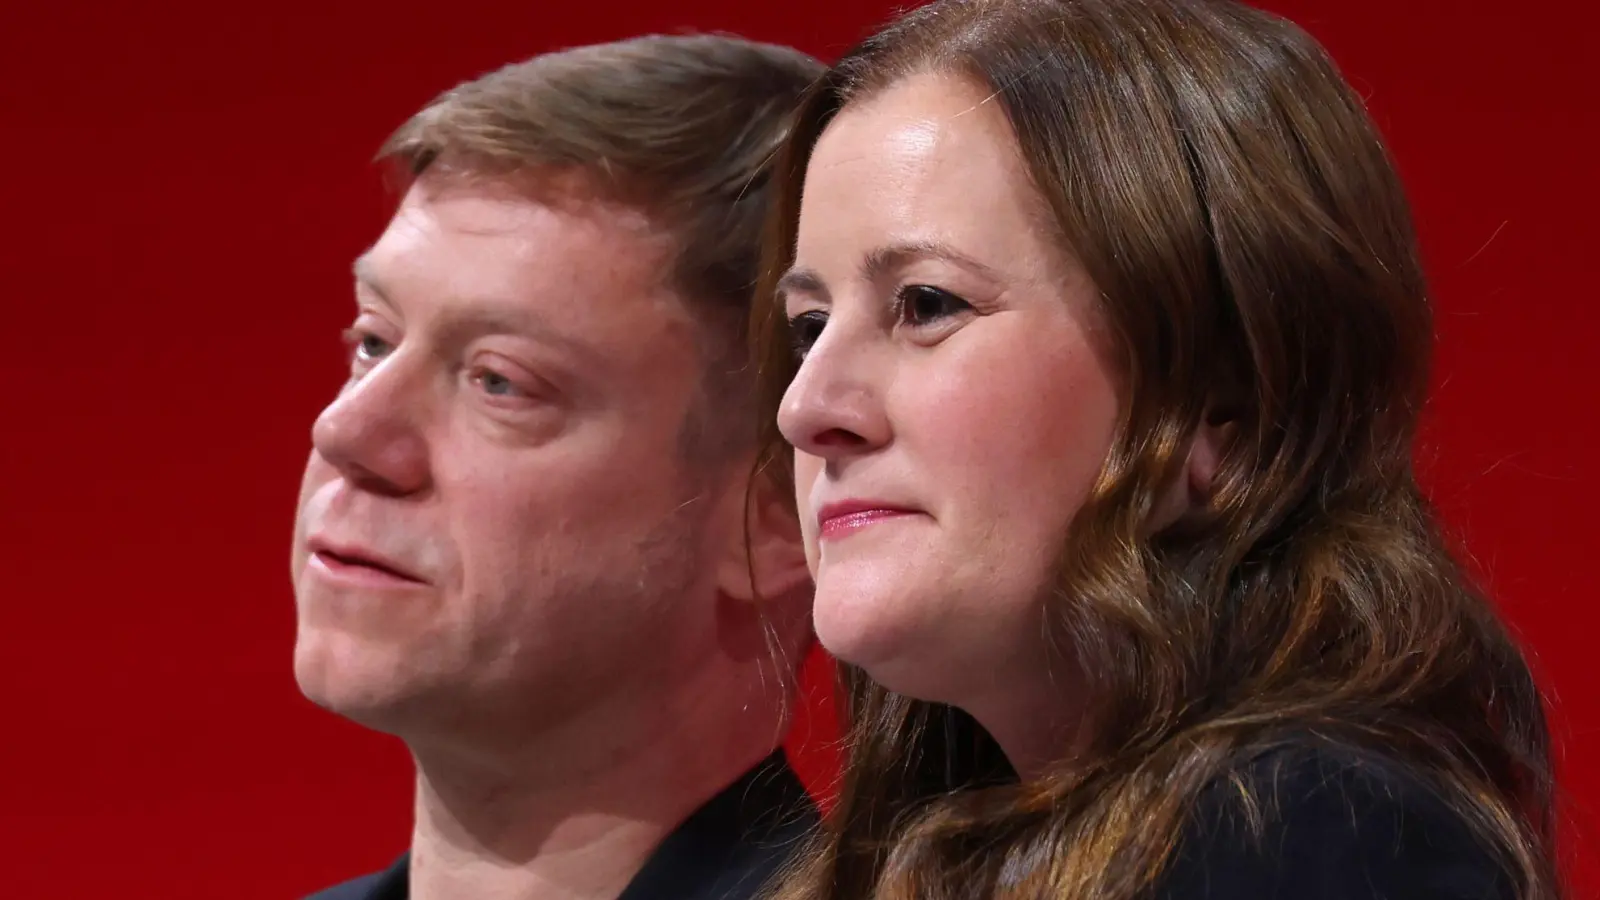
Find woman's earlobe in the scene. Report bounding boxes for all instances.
[1187,409,1239,502]
[1150,406,1239,532]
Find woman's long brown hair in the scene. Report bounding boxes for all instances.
[749,0,1561,897]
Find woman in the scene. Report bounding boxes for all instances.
[750,0,1562,897]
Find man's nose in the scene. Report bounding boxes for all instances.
[309,355,431,497]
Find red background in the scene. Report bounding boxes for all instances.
[1,1,1593,896]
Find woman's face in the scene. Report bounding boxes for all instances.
[776,72,1121,706]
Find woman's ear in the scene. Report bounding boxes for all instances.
[1152,403,1237,530]
[1186,405,1236,502]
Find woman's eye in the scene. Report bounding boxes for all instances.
[788,310,829,361]
[897,285,972,326]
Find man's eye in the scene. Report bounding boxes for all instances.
[473,368,526,398]
[358,334,392,359]
[342,328,394,365]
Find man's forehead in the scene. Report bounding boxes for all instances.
[354,174,698,356]
[400,165,666,237]
[360,172,676,297]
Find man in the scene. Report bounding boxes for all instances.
[290,34,823,900]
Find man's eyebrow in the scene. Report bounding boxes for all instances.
[432,305,606,366]
[352,255,393,306]
[350,255,608,366]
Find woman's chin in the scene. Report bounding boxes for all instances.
[815,586,917,672]
[813,597,949,703]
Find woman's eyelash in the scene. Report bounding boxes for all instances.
[788,310,828,361]
[894,284,974,325]
[786,286,972,362]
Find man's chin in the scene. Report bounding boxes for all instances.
[292,632,427,734]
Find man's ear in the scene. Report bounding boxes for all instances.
[717,468,812,604]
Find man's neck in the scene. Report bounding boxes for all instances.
[403,663,787,900]
[408,770,680,900]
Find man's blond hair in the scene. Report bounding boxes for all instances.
[379,34,824,460]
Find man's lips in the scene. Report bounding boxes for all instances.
[306,536,426,584]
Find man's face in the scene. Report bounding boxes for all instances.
[290,171,723,739]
